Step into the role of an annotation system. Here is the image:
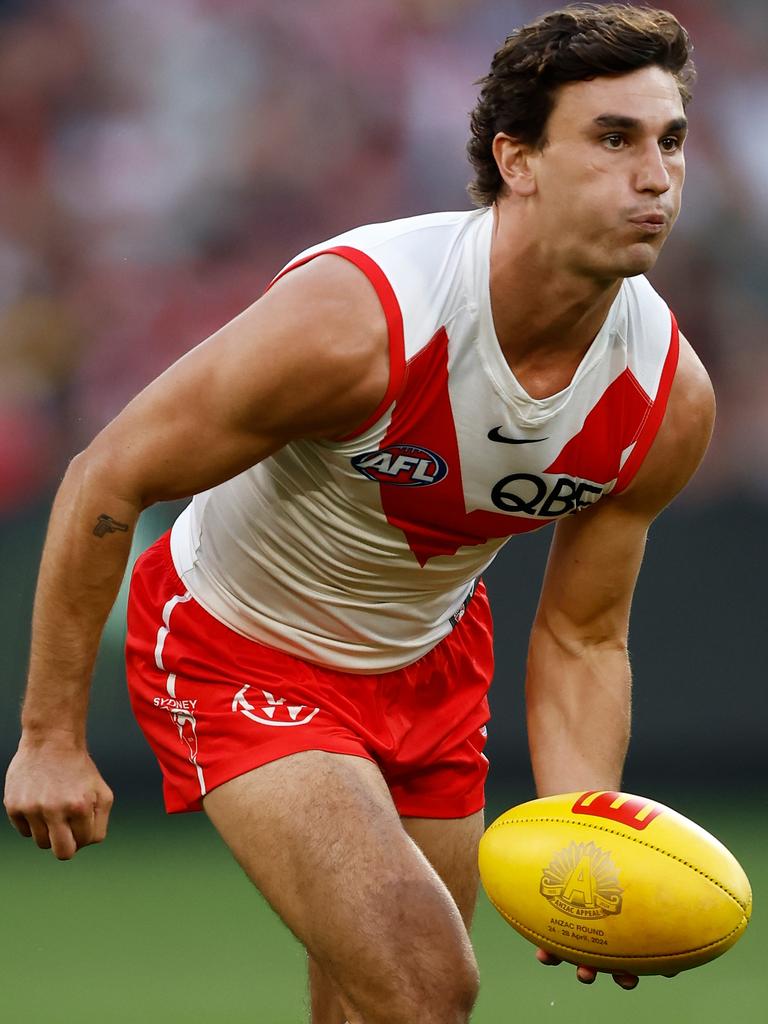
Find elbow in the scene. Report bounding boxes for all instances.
[530,614,629,660]
[64,445,147,512]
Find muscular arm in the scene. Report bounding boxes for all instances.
[526,334,715,796]
[4,255,389,857]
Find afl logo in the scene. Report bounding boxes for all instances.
[352,445,448,487]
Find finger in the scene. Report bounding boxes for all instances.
[69,809,96,850]
[7,812,33,838]
[91,788,114,844]
[612,972,639,990]
[576,966,597,985]
[536,948,562,965]
[25,812,53,850]
[67,784,114,850]
[48,819,78,860]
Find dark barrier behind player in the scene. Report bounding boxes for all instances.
[1,495,765,794]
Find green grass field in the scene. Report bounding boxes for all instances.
[1,793,763,1023]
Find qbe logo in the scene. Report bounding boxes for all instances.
[351,445,448,487]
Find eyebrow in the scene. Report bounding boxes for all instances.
[592,114,688,134]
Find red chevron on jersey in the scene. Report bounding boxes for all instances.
[545,369,652,483]
[380,327,542,566]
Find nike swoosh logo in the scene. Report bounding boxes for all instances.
[487,427,549,445]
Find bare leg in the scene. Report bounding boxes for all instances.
[308,954,350,1024]
[309,810,485,1022]
[203,752,479,1024]
[401,812,485,928]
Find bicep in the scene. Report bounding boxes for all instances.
[81,256,389,507]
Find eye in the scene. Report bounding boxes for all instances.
[602,133,626,150]
[660,136,682,152]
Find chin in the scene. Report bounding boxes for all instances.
[604,242,662,280]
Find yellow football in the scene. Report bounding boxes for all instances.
[478,791,752,976]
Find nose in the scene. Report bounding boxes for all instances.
[634,142,671,195]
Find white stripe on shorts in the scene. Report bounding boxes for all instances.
[154,591,192,671]
[153,591,206,797]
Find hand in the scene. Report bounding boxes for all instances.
[536,947,639,990]
[4,736,114,860]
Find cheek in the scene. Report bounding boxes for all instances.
[676,158,686,191]
[544,165,611,220]
[667,163,685,214]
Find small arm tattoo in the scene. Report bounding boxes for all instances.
[93,514,129,538]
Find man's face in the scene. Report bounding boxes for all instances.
[529,66,687,280]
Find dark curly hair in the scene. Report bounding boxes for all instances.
[467,4,695,206]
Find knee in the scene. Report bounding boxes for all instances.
[370,947,479,1024]
[443,951,480,1023]
[436,956,480,1024]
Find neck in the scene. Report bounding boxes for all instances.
[488,204,622,398]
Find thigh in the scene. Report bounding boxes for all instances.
[401,812,485,929]
[203,750,478,1024]
[308,810,485,1023]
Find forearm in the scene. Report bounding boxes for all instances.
[525,622,631,797]
[21,452,141,744]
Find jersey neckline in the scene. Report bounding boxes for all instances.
[466,208,629,427]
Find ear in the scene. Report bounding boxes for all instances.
[492,133,537,197]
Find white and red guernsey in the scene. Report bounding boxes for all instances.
[171,209,678,672]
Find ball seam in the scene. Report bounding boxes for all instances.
[485,816,747,907]
[487,893,746,959]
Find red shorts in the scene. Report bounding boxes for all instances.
[125,532,493,818]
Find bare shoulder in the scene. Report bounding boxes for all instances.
[218,253,391,439]
[616,331,715,516]
[80,252,392,506]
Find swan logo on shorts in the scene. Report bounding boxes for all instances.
[232,685,320,727]
[153,699,202,768]
[351,445,448,487]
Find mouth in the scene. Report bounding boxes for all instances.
[628,213,667,234]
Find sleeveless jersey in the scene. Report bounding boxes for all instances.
[170,209,678,672]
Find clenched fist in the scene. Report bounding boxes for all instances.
[4,738,114,860]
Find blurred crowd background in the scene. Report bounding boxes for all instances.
[2,0,768,515]
[1,0,766,792]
